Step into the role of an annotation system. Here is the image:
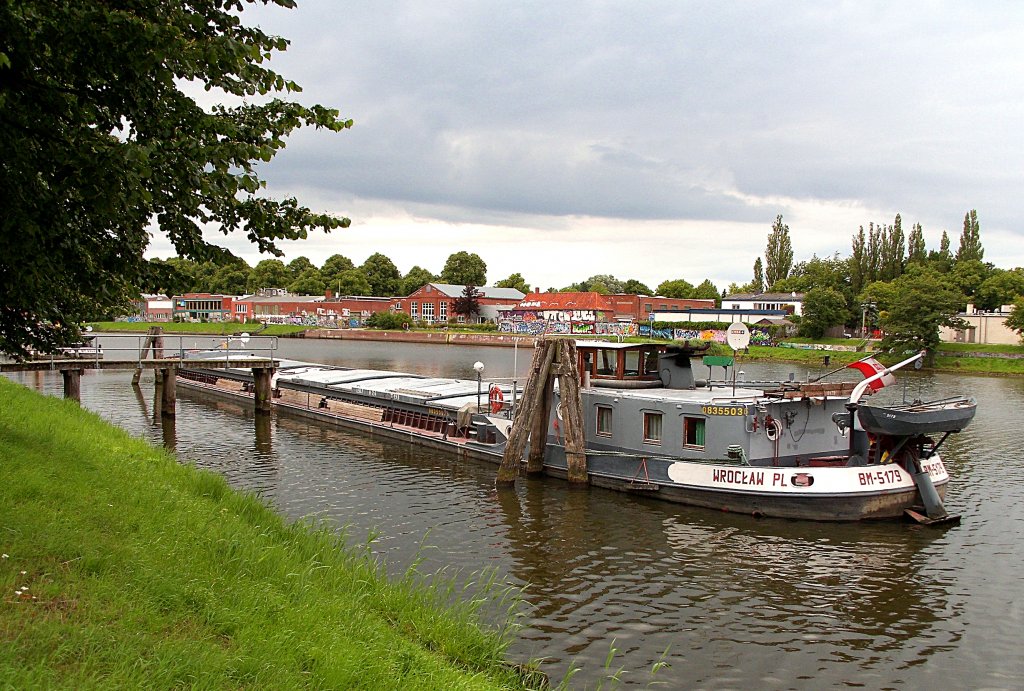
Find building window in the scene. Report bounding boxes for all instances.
[394,302,402,312]
[684,417,706,448]
[422,302,435,321]
[596,406,613,436]
[645,303,652,312]
[643,412,663,444]
[439,301,448,320]
[411,301,418,318]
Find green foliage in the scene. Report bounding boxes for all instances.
[907,222,927,264]
[956,209,984,263]
[655,279,694,299]
[322,253,356,277]
[975,269,1024,311]
[799,287,850,339]
[494,272,530,294]
[400,266,439,296]
[247,259,290,293]
[0,0,352,358]
[361,253,401,297]
[288,267,326,296]
[1005,297,1024,338]
[752,258,764,293]
[949,259,995,303]
[764,215,794,287]
[210,265,251,295]
[622,279,653,296]
[365,311,413,330]
[333,269,373,296]
[440,252,487,287]
[879,268,967,360]
[286,256,315,281]
[692,279,720,303]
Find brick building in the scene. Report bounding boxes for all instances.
[393,284,526,324]
[608,294,716,322]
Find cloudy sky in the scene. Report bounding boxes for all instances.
[149,1,1024,292]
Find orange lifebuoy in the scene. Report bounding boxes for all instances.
[488,385,504,414]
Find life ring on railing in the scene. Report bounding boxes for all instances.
[488,385,504,414]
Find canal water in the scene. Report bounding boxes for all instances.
[9,338,1024,688]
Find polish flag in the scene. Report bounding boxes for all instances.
[847,357,896,391]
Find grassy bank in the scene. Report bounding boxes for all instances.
[89,321,310,337]
[0,378,538,689]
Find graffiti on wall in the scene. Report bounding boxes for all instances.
[501,320,774,344]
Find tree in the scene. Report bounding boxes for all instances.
[907,223,927,264]
[880,214,905,281]
[286,256,315,282]
[361,253,401,297]
[956,209,984,263]
[248,259,290,294]
[580,274,624,294]
[210,265,250,296]
[440,251,487,286]
[1005,297,1024,341]
[692,279,720,303]
[656,279,694,299]
[334,269,372,296]
[949,259,995,304]
[927,230,954,273]
[142,257,196,297]
[494,272,530,294]
[752,258,765,293]
[322,254,356,276]
[400,266,438,296]
[452,285,482,322]
[288,268,326,296]
[764,215,793,287]
[800,287,850,339]
[0,0,352,358]
[850,226,868,296]
[975,269,1024,311]
[880,268,966,362]
[622,279,653,296]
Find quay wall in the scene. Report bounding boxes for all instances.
[305,329,537,348]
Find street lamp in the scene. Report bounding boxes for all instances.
[473,361,485,412]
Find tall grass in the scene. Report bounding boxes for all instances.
[0,378,539,689]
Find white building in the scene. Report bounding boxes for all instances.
[940,304,1020,346]
[722,291,805,317]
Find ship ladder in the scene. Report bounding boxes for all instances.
[629,457,658,492]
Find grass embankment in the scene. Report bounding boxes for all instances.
[89,321,310,337]
[0,378,538,689]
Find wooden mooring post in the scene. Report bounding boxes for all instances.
[62,369,83,403]
[496,338,588,486]
[132,326,164,385]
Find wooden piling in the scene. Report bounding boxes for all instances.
[556,340,588,485]
[132,326,164,385]
[160,368,176,416]
[253,367,273,412]
[497,338,557,484]
[62,369,82,403]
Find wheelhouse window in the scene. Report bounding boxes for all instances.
[596,406,613,436]
[624,350,640,376]
[643,412,663,444]
[596,349,617,376]
[684,417,706,448]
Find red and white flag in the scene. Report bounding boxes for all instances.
[847,357,895,391]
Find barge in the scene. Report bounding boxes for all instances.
[177,341,973,522]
